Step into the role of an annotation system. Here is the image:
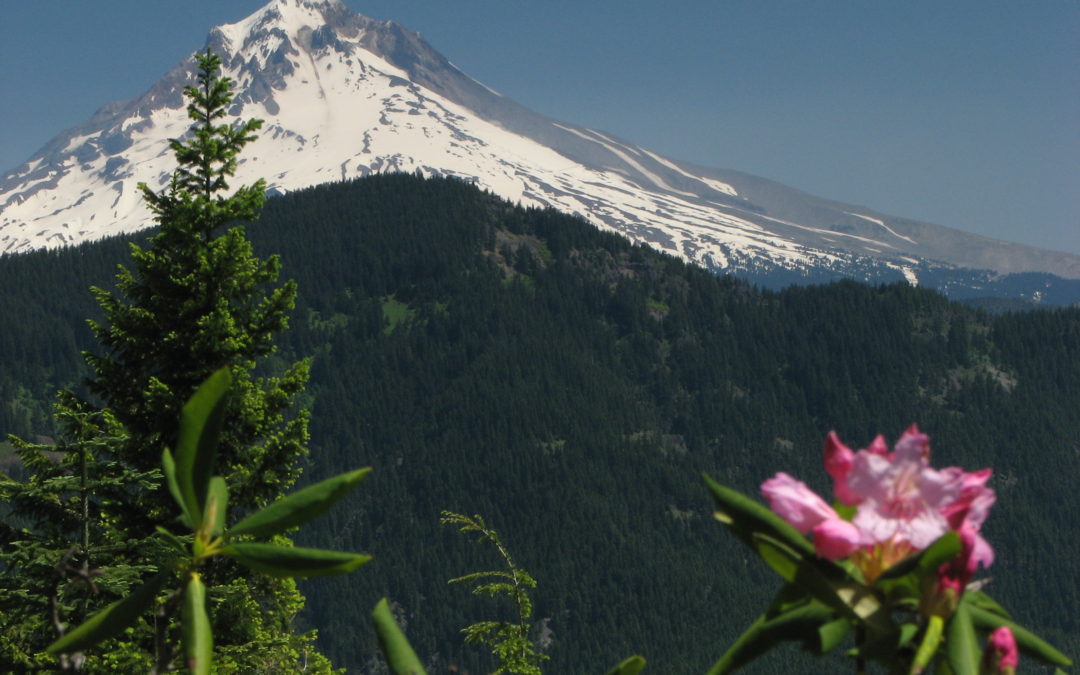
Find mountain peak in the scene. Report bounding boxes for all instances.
[2,3,1079,289]
[210,0,352,54]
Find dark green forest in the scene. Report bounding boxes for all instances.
[1,173,1077,672]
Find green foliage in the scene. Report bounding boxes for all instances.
[372,597,428,675]
[706,475,1071,674]
[0,50,327,671]
[443,511,547,674]
[81,50,307,524]
[382,295,418,335]
[605,655,647,675]
[0,400,157,671]
[4,173,1080,671]
[47,369,370,672]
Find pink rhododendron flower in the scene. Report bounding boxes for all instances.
[762,427,995,583]
[846,426,961,551]
[923,524,981,616]
[760,473,836,533]
[941,467,996,569]
[823,432,860,506]
[811,517,864,560]
[982,626,1018,674]
[760,473,866,560]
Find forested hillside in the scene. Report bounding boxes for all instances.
[2,174,1077,672]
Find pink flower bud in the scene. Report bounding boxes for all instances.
[811,518,864,560]
[982,626,1018,674]
[760,473,836,533]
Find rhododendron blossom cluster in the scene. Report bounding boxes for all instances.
[708,425,1071,672]
[761,425,995,583]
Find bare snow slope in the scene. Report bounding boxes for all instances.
[2,0,1078,281]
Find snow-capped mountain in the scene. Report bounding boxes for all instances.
[2,0,1079,291]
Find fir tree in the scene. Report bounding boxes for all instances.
[0,400,156,671]
[87,50,308,521]
[1,50,333,672]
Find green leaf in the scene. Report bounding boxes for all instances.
[47,569,169,655]
[968,602,1073,667]
[897,622,921,649]
[203,476,228,538]
[751,533,888,632]
[816,617,851,654]
[182,573,213,675]
[703,473,816,558]
[228,467,371,538]
[155,526,191,554]
[707,586,836,674]
[875,531,963,610]
[945,599,980,675]
[914,531,961,577]
[606,655,646,675]
[224,542,371,578]
[173,368,232,526]
[161,447,192,528]
[372,597,427,674]
[877,530,961,582]
[967,591,1010,619]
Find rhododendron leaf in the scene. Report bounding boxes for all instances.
[202,476,228,539]
[704,474,815,557]
[753,533,800,581]
[815,617,850,654]
[915,530,961,576]
[706,598,834,674]
[182,573,213,675]
[946,599,980,675]
[897,621,920,648]
[46,569,170,655]
[155,526,190,554]
[832,502,857,521]
[225,543,371,578]
[968,603,1073,667]
[229,467,371,538]
[751,533,893,638]
[605,655,646,675]
[174,368,232,527]
[967,590,1010,619]
[161,448,192,528]
[372,597,427,674]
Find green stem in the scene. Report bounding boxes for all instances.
[911,615,945,674]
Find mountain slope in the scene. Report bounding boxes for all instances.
[3,0,1079,290]
[1,174,1078,671]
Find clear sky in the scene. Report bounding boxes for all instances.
[2,1,1077,254]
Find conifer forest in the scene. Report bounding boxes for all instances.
[0,58,1077,675]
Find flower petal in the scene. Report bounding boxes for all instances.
[760,473,836,534]
[893,424,930,462]
[812,518,864,560]
[823,432,861,506]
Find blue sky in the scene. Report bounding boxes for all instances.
[2,1,1077,254]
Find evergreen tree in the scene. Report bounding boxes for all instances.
[1,51,332,671]
[0,399,157,672]
[87,50,308,521]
